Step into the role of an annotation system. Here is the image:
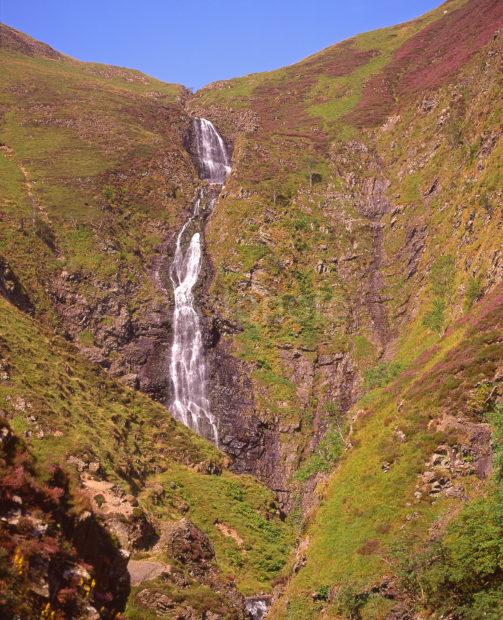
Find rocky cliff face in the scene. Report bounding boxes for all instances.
[0,419,130,618]
[187,0,503,505]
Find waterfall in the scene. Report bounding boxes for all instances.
[168,118,230,444]
[193,117,231,183]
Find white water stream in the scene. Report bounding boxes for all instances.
[193,117,231,183]
[245,597,270,619]
[169,118,230,444]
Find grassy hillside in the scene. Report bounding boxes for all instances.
[0,24,198,395]
[270,284,503,618]
[0,296,293,616]
[188,1,503,615]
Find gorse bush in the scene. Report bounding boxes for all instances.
[295,422,344,482]
[423,255,455,333]
[363,361,404,390]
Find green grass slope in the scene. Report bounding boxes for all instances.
[0,22,196,332]
[271,284,503,619]
[0,295,293,612]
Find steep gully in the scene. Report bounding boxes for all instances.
[169,118,231,443]
[166,122,393,508]
[169,118,271,619]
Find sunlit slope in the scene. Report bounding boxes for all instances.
[271,284,503,618]
[0,295,293,605]
[186,0,502,493]
[0,22,195,327]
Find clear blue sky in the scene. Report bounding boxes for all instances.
[1,0,442,90]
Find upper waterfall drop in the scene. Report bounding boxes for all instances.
[168,118,230,445]
[193,117,231,184]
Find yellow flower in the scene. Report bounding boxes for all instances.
[13,548,25,575]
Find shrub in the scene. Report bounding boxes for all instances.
[394,404,503,616]
[464,587,503,620]
[423,255,455,333]
[419,498,503,613]
[325,401,342,422]
[364,361,404,390]
[466,383,494,419]
[464,277,483,312]
[333,584,368,618]
[295,424,344,482]
[93,494,105,508]
[423,299,446,334]
[102,185,116,202]
[315,584,330,601]
[225,482,244,502]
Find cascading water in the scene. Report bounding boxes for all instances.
[169,118,230,444]
[193,117,231,183]
[245,597,270,620]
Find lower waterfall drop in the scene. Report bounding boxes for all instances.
[168,118,230,443]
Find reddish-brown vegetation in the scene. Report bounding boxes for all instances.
[0,23,63,59]
[223,41,380,185]
[349,0,503,126]
[252,41,377,136]
[301,41,379,79]
[0,421,128,618]
[407,284,503,415]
